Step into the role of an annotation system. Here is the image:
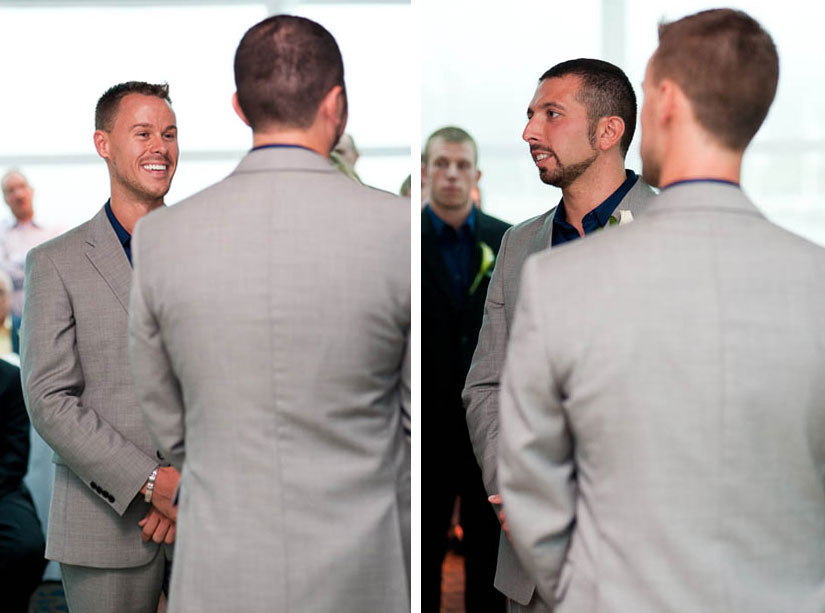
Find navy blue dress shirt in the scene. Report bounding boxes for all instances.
[426,205,477,307]
[551,169,639,247]
[105,200,132,265]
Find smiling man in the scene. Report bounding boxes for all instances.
[462,59,655,612]
[20,81,180,613]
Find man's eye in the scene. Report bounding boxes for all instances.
[547,111,560,119]
[435,160,448,168]
[164,133,176,140]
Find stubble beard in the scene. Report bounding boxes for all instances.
[111,161,172,204]
[539,149,599,189]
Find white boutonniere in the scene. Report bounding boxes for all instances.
[468,241,496,295]
[606,210,634,227]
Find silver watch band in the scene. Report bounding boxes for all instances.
[145,467,159,503]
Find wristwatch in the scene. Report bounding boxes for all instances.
[145,467,159,503]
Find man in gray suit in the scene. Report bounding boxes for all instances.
[21,81,181,612]
[499,9,825,612]
[462,58,654,612]
[129,15,410,613]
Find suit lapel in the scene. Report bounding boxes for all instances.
[84,207,132,314]
[422,210,460,311]
[532,207,556,255]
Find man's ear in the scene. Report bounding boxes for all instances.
[93,130,110,160]
[320,85,346,125]
[232,92,251,127]
[475,169,482,184]
[421,161,427,181]
[657,79,678,127]
[595,116,625,152]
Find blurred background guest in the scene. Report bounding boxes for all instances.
[0,170,63,354]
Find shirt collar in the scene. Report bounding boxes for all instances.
[11,218,41,229]
[555,169,638,228]
[425,204,477,237]
[104,199,131,246]
[661,178,740,191]
[251,143,318,154]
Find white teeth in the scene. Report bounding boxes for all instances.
[143,164,166,171]
[535,154,549,161]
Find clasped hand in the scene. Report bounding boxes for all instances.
[138,466,181,543]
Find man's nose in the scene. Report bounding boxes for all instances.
[522,117,539,143]
[150,134,168,154]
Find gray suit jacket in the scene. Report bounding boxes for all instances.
[129,147,411,612]
[499,182,825,611]
[20,207,164,568]
[463,176,654,604]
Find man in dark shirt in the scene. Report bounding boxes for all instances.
[422,126,510,612]
[0,358,47,612]
[462,59,656,612]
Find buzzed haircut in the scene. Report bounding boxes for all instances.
[540,59,637,158]
[652,8,778,151]
[234,15,345,131]
[423,126,478,166]
[95,82,171,131]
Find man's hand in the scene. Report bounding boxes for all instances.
[140,466,180,520]
[488,494,510,541]
[138,507,176,544]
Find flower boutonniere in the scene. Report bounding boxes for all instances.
[605,209,634,228]
[468,241,496,295]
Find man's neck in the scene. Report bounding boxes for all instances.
[109,191,163,234]
[560,157,628,236]
[657,145,742,188]
[429,201,473,232]
[252,128,330,158]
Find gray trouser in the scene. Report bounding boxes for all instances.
[60,544,172,613]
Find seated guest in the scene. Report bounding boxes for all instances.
[0,357,47,612]
[0,270,15,361]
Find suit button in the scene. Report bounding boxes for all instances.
[108,495,115,503]
[157,450,165,461]
[91,481,97,489]
[102,490,109,498]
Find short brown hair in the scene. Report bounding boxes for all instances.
[95,82,171,131]
[234,15,345,130]
[651,8,778,150]
[423,126,478,166]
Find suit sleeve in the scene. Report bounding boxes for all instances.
[128,222,186,472]
[400,326,411,439]
[498,256,575,604]
[20,247,158,516]
[462,226,512,496]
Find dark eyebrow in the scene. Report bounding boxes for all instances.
[539,101,566,112]
[129,123,178,131]
[527,101,566,118]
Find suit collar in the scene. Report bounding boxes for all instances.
[646,181,764,218]
[232,146,339,177]
[84,206,132,313]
